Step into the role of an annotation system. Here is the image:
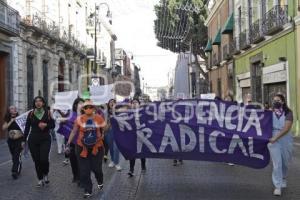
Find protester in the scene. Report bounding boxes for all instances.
[24,96,55,187]
[2,106,23,179]
[224,94,235,166]
[53,109,69,154]
[268,94,294,196]
[66,99,106,198]
[106,99,122,171]
[128,99,146,177]
[58,98,84,184]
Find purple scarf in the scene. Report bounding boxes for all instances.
[57,111,78,144]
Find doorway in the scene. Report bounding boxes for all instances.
[0,52,9,139]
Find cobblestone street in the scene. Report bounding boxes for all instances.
[0,139,300,200]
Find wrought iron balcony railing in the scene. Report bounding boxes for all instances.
[0,1,20,36]
[250,19,264,44]
[23,7,59,38]
[230,37,240,55]
[239,30,251,50]
[23,6,86,54]
[263,5,288,35]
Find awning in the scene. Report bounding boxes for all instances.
[204,39,212,52]
[212,29,221,45]
[222,13,234,34]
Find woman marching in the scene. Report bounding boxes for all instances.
[2,106,23,179]
[66,99,106,198]
[24,96,55,187]
[106,99,122,171]
[128,99,146,177]
[268,94,294,196]
[58,98,84,184]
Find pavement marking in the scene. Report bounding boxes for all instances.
[0,160,11,167]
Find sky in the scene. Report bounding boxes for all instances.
[107,0,178,88]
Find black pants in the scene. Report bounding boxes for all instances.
[76,146,104,193]
[7,138,23,175]
[129,158,146,173]
[103,139,109,157]
[69,143,80,180]
[28,135,51,180]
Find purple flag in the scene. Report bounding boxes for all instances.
[111,99,272,169]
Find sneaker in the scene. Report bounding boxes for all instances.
[115,165,122,171]
[108,162,115,168]
[83,192,92,198]
[44,175,50,184]
[63,159,69,165]
[128,171,134,177]
[36,180,44,187]
[103,155,108,163]
[227,163,235,166]
[173,160,177,166]
[12,173,18,180]
[179,160,183,165]
[97,184,104,190]
[273,188,281,196]
[282,179,287,188]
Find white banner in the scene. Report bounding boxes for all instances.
[15,110,32,133]
[89,84,114,105]
[53,90,78,110]
[200,93,216,100]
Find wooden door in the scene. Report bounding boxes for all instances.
[0,53,7,139]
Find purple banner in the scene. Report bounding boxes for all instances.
[111,99,272,169]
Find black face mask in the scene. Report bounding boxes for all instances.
[272,101,283,109]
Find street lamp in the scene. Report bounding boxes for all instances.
[89,3,111,75]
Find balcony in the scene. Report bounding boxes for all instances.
[263,5,288,36]
[230,37,240,55]
[250,19,264,44]
[239,30,251,50]
[222,44,232,61]
[0,1,20,36]
[23,7,59,38]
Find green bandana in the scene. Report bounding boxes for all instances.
[34,108,45,120]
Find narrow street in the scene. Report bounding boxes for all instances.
[0,139,300,200]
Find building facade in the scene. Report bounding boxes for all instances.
[205,0,235,99]
[0,0,20,138]
[233,0,298,135]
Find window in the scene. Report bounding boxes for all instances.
[58,58,65,92]
[238,6,242,33]
[69,67,73,83]
[217,78,222,98]
[229,0,233,15]
[43,61,48,103]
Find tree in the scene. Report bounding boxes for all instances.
[154,0,208,79]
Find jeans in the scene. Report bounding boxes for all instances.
[7,138,23,175]
[105,128,120,165]
[268,133,293,188]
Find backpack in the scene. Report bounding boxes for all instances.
[82,118,98,148]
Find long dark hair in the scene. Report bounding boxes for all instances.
[3,106,19,122]
[274,94,291,116]
[107,98,116,115]
[32,96,47,109]
[72,97,84,112]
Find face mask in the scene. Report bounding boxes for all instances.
[272,101,283,109]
